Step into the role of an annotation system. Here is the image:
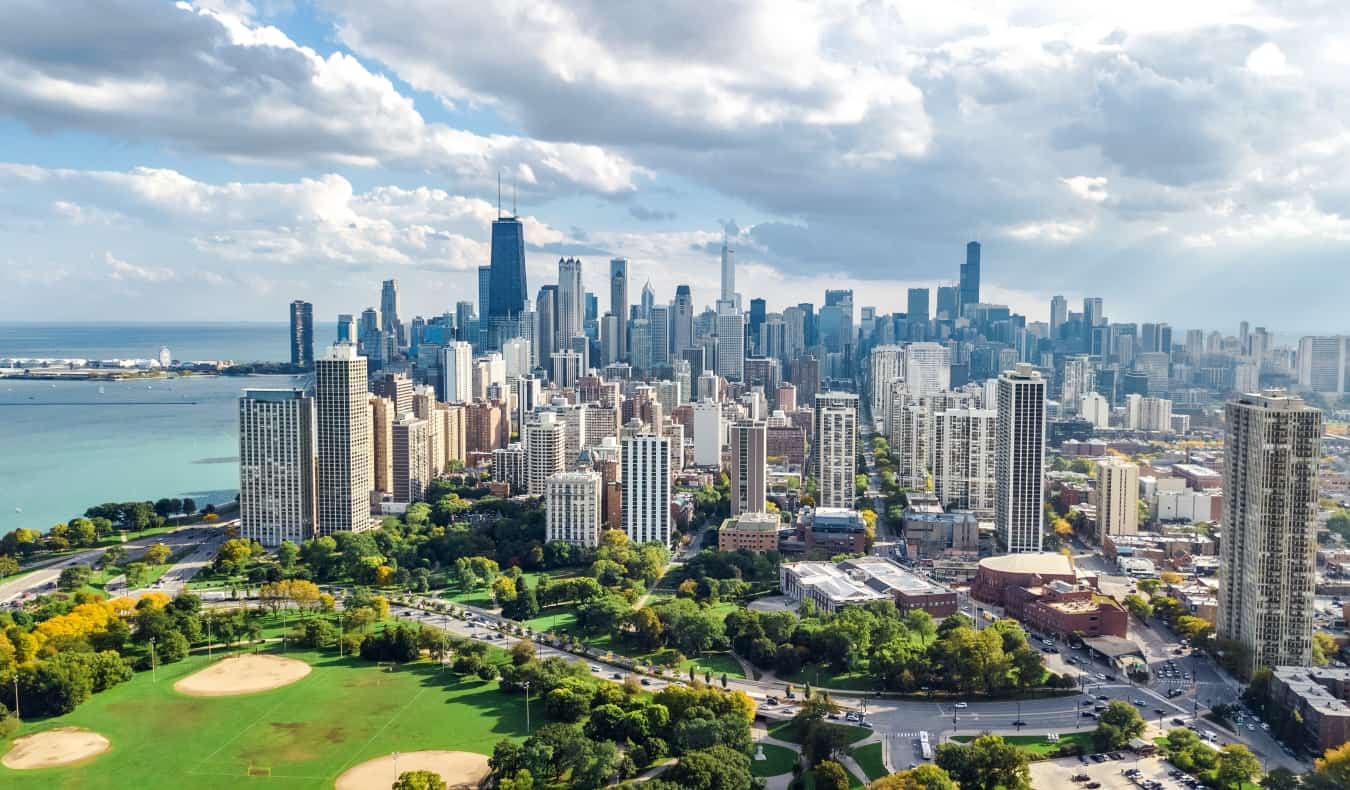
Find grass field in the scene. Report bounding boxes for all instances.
[952,731,1094,758]
[0,646,528,789]
[751,743,798,777]
[768,719,872,746]
[851,741,887,781]
[783,661,877,691]
[586,633,746,680]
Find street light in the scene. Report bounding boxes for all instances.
[150,637,158,683]
[522,680,532,733]
[10,673,18,723]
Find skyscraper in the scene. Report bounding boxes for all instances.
[610,258,628,360]
[906,288,930,339]
[1296,336,1349,395]
[622,431,672,545]
[545,471,603,547]
[730,420,767,515]
[525,412,567,496]
[995,364,1045,554]
[1219,391,1323,678]
[1082,297,1104,329]
[477,265,491,318]
[748,298,766,353]
[933,407,996,519]
[1049,295,1067,337]
[391,414,431,503]
[716,301,745,381]
[649,304,670,368]
[556,257,584,343]
[289,300,313,368]
[488,214,528,320]
[720,234,735,304]
[815,392,858,509]
[536,285,557,360]
[672,284,694,353]
[438,342,473,403]
[1095,457,1139,541]
[315,344,372,535]
[935,285,959,321]
[903,343,951,397]
[380,279,402,347]
[959,241,981,315]
[238,389,316,546]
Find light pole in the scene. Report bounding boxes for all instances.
[150,637,158,683]
[522,680,532,733]
[393,751,400,783]
[11,673,18,722]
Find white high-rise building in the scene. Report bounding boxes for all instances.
[502,337,532,379]
[391,414,431,504]
[815,392,858,509]
[894,399,930,489]
[551,350,583,389]
[650,304,670,368]
[1125,394,1173,431]
[868,345,904,422]
[524,412,567,496]
[1296,336,1348,395]
[438,341,473,403]
[932,407,996,519]
[545,471,603,547]
[1219,391,1323,678]
[557,257,585,341]
[315,344,372,535]
[903,343,951,398]
[238,389,316,546]
[995,364,1045,554]
[1060,355,1094,416]
[716,301,745,381]
[622,432,672,545]
[730,420,767,515]
[1079,392,1111,429]
[1095,457,1139,541]
[692,399,724,467]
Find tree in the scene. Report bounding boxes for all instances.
[1312,632,1338,666]
[1159,571,1183,586]
[58,565,92,591]
[1123,594,1153,620]
[144,542,171,565]
[1312,741,1350,788]
[1260,767,1301,790]
[1137,578,1162,597]
[0,555,19,580]
[277,540,300,569]
[934,734,1030,790]
[815,760,849,790]
[393,769,447,790]
[1094,700,1145,750]
[182,497,197,515]
[1214,744,1261,790]
[869,764,959,790]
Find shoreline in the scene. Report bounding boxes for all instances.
[0,367,306,381]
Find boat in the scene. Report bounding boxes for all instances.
[13,507,21,513]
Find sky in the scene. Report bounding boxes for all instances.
[1,0,1349,336]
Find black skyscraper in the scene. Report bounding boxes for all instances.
[959,241,981,315]
[488,216,528,319]
[289,300,313,367]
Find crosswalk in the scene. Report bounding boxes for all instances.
[883,731,925,739]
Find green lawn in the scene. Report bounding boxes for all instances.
[769,719,872,746]
[0,646,528,789]
[851,741,887,781]
[751,743,798,777]
[951,731,1094,758]
[526,605,580,634]
[585,633,746,680]
[783,661,877,692]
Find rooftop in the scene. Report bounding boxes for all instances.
[840,557,951,597]
[721,512,783,532]
[980,552,1075,576]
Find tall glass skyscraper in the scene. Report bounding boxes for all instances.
[959,241,980,315]
[488,216,528,318]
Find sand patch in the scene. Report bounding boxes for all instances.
[174,653,311,697]
[2,727,110,769]
[335,750,490,790]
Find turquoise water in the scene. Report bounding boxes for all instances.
[0,373,307,536]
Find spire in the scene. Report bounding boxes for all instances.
[497,171,502,219]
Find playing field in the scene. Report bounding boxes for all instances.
[0,647,528,789]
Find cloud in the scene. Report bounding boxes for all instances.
[0,1,641,196]
[1061,176,1110,204]
[104,251,176,282]
[1245,42,1298,77]
[628,204,677,222]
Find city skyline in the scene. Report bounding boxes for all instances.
[3,3,1350,331]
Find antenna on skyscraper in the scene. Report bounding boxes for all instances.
[497,171,502,219]
[512,177,517,217]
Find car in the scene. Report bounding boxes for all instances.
[860,721,874,729]
[1011,720,1027,727]
[1090,753,1107,763]
[611,672,623,680]
[1132,698,1147,705]
[953,702,967,709]
[765,697,779,705]
[640,678,652,686]
[1097,695,1110,701]
[844,712,859,721]
[828,713,841,720]
[785,691,797,699]
[1081,710,1097,718]
[1247,723,1256,731]
[1071,773,1090,782]
[1086,782,1101,788]
[589,665,600,672]
[1107,751,1124,760]
[1172,717,1187,726]
[1261,723,1270,731]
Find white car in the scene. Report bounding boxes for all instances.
[953,702,968,709]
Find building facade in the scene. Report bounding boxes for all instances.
[545,471,603,547]
[238,389,316,546]
[621,432,672,545]
[315,344,372,535]
[995,364,1046,554]
[816,392,858,509]
[730,419,767,515]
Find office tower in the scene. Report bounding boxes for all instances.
[1049,295,1067,337]
[1095,457,1139,541]
[959,241,981,314]
[551,350,583,389]
[601,314,621,365]
[1239,321,1251,354]
[904,343,952,397]
[935,285,959,321]
[315,344,372,535]
[793,355,820,407]
[1079,392,1110,428]
[556,257,584,342]
[545,471,603,547]
[336,313,356,344]
[478,265,491,317]
[584,292,598,324]
[869,345,905,420]
[730,420,767,515]
[609,258,629,359]
[1082,297,1103,328]
[438,342,473,403]
[994,364,1046,554]
[391,415,431,503]
[1134,351,1170,394]
[760,313,786,362]
[536,285,557,360]
[720,233,735,303]
[815,392,858,509]
[933,407,996,519]
[238,389,316,546]
[748,298,767,353]
[621,431,672,545]
[672,284,695,353]
[380,279,402,346]
[716,302,746,381]
[906,288,930,339]
[1219,391,1323,678]
[524,412,567,496]
[488,214,528,319]
[1059,355,1094,415]
[373,373,413,416]
[782,306,806,359]
[1124,394,1172,431]
[289,300,314,368]
[777,383,797,413]
[454,301,475,339]
[1184,329,1204,361]
[501,337,531,379]
[692,399,723,467]
[650,304,670,367]
[369,395,394,495]
[1296,336,1349,395]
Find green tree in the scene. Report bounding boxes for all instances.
[1094,700,1145,750]
[814,760,849,790]
[58,564,92,591]
[1260,767,1301,790]
[934,734,1030,790]
[144,542,172,565]
[1214,744,1262,790]
[869,764,959,790]
[277,540,300,569]
[0,555,19,580]
[1123,594,1153,619]
[393,769,447,790]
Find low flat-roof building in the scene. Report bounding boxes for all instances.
[798,507,868,555]
[719,511,784,553]
[1007,580,1128,640]
[780,557,958,616]
[901,497,979,559]
[971,552,1089,606]
[1270,666,1350,752]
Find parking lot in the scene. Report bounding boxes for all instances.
[1032,755,1183,790]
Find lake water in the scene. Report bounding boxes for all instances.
[0,323,321,535]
